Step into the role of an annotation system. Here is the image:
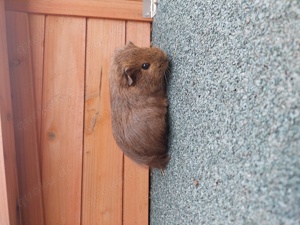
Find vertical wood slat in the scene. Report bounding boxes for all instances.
[0,116,11,225]
[5,11,44,225]
[82,19,125,225]
[123,21,150,225]
[41,16,85,225]
[0,2,20,225]
[28,14,45,148]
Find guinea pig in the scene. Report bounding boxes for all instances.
[109,42,170,169]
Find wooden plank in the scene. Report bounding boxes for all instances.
[0,2,21,225]
[82,19,125,225]
[123,21,150,225]
[5,0,152,22]
[0,115,10,225]
[28,14,45,149]
[5,11,44,225]
[41,16,85,225]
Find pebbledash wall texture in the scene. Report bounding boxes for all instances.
[150,0,300,224]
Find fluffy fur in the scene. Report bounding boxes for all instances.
[109,42,170,169]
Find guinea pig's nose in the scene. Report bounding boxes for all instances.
[163,57,169,63]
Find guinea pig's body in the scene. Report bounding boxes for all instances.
[109,42,170,169]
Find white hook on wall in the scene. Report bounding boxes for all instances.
[143,0,157,18]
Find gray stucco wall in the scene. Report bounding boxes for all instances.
[150,1,300,224]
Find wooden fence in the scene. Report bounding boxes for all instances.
[0,0,151,224]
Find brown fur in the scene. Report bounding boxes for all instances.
[109,42,170,169]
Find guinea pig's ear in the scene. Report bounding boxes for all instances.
[126,41,137,48]
[124,68,136,86]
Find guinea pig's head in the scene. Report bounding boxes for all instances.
[112,42,169,88]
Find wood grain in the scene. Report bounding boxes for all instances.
[123,21,150,225]
[82,19,125,225]
[0,2,21,225]
[3,3,151,224]
[5,0,152,22]
[6,11,44,225]
[28,14,45,150]
[41,15,85,225]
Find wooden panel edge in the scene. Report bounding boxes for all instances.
[5,0,153,22]
[0,116,10,225]
[0,1,21,224]
[5,11,45,225]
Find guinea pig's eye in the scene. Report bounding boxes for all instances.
[142,63,150,70]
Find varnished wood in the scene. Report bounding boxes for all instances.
[82,18,125,225]
[0,2,20,225]
[5,11,44,225]
[41,16,85,225]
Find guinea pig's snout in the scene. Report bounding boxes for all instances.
[164,57,169,66]
[159,60,169,72]
[160,55,168,64]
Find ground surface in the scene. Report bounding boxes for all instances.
[150,1,300,224]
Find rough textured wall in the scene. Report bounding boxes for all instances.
[150,0,300,224]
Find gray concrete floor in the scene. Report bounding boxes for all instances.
[150,1,300,224]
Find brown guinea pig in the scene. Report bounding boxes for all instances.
[109,42,170,169]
